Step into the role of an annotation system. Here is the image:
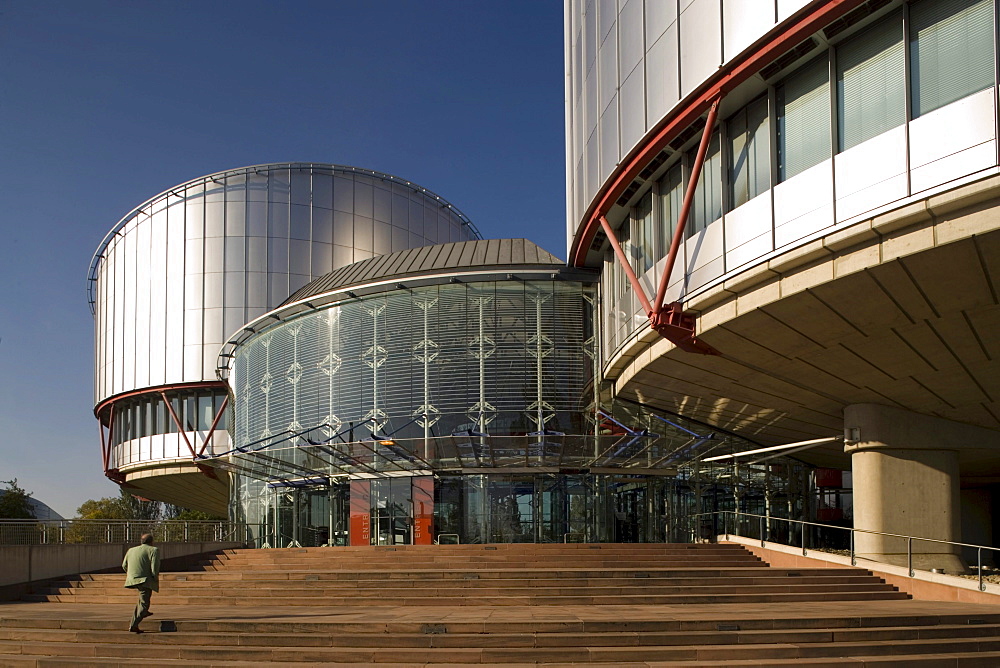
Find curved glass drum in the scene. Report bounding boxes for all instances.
[229,279,597,444]
[226,276,607,545]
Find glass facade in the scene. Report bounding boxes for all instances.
[215,263,822,547]
[225,274,603,545]
[229,278,598,451]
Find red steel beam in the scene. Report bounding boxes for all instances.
[652,97,721,318]
[100,402,115,474]
[598,215,654,316]
[94,380,227,422]
[160,390,197,459]
[198,395,230,457]
[570,0,867,268]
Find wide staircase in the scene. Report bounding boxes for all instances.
[0,542,998,665]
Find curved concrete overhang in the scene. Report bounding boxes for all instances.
[606,174,1000,473]
[119,461,229,517]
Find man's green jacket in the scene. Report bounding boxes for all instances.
[122,544,160,591]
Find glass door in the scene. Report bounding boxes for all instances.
[486,475,534,543]
[371,477,413,545]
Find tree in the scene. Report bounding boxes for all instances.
[163,504,226,521]
[75,490,162,521]
[0,479,36,519]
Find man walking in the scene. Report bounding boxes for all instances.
[122,533,160,633]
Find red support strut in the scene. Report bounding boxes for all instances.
[647,96,722,356]
[598,215,653,316]
[598,97,724,355]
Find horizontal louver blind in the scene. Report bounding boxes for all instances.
[778,57,831,181]
[837,13,905,151]
[689,133,722,236]
[658,165,683,243]
[729,98,771,209]
[910,0,995,117]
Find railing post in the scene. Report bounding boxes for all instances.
[724,512,730,541]
[185,521,190,542]
[759,516,765,547]
[907,536,913,577]
[802,520,807,557]
[850,528,856,566]
[979,547,985,591]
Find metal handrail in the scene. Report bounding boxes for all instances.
[685,510,1000,592]
[436,533,460,545]
[0,519,250,546]
[563,532,586,543]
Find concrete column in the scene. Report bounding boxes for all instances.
[845,404,1000,574]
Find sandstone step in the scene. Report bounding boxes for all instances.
[76,565,806,579]
[23,590,910,606]
[4,622,998,648]
[36,583,899,599]
[4,610,999,635]
[57,572,885,587]
[1,634,999,663]
[16,543,997,665]
[37,577,884,594]
[192,558,765,569]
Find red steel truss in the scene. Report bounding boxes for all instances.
[96,381,230,483]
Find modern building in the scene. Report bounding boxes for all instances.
[565,0,1000,568]
[89,163,480,516]
[87,1,1000,564]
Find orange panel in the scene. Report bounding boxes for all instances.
[349,479,371,546]
[412,476,434,545]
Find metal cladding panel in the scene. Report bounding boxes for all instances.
[564,0,786,254]
[679,0,722,98]
[724,191,774,271]
[834,127,908,222]
[91,164,479,407]
[773,159,835,248]
[283,239,565,305]
[909,88,997,194]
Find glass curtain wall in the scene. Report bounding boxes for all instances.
[229,279,598,445]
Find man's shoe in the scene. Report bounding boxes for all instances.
[128,627,143,634]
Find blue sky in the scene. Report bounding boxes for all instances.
[0,1,568,518]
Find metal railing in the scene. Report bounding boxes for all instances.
[686,510,1000,592]
[0,519,250,546]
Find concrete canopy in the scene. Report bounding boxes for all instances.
[608,176,1000,475]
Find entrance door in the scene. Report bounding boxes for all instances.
[613,481,647,543]
[371,477,412,545]
[486,475,534,543]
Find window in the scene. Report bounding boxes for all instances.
[657,164,683,247]
[778,57,831,181]
[198,392,215,431]
[837,13,905,151]
[728,97,770,209]
[630,192,655,274]
[688,132,722,236]
[910,0,994,117]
